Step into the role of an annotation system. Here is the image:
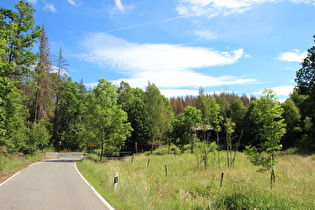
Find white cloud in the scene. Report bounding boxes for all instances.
[277,49,307,62]
[79,33,255,90]
[67,0,83,7]
[27,0,38,4]
[176,0,315,18]
[111,70,254,89]
[195,29,219,40]
[115,0,125,12]
[43,2,56,13]
[110,0,134,14]
[290,0,315,6]
[67,0,75,5]
[80,33,245,72]
[272,85,295,96]
[176,0,268,18]
[159,89,200,98]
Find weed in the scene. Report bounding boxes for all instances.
[78,151,315,209]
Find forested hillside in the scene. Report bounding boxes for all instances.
[1,1,314,158]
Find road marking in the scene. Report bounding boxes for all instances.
[0,162,40,187]
[74,162,115,210]
[0,171,21,187]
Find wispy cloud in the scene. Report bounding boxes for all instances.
[290,0,315,6]
[176,0,315,18]
[108,0,134,15]
[115,0,125,12]
[277,49,307,62]
[67,0,83,7]
[79,33,255,89]
[176,0,266,18]
[104,16,183,33]
[43,2,56,13]
[195,29,219,40]
[27,0,38,4]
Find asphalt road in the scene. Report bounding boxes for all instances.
[0,159,113,210]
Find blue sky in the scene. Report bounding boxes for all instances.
[3,0,315,101]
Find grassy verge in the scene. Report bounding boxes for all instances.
[76,159,129,209]
[0,151,46,183]
[77,151,315,209]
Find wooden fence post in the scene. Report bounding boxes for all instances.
[220,172,224,188]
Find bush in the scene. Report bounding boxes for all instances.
[26,121,50,154]
[84,154,100,162]
[149,144,181,155]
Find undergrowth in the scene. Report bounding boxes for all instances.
[78,150,315,210]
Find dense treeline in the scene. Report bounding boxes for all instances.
[0,1,314,157]
[170,93,256,115]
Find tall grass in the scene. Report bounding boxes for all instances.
[77,151,315,209]
[0,151,45,182]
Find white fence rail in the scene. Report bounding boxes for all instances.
[46,152,84,159]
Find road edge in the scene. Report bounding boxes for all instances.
[0,161,40,187]
[74,162,115,210]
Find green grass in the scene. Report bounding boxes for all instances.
[78,151,315,209]
[0,151,45,182]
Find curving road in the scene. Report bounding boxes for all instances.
[0,158,113,210]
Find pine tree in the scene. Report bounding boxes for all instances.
[34,26,53,122]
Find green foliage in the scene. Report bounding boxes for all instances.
[293,35,315,153]
[0,88,29,153]
[245,89,286,172]
[143,82,172,145]
[78,152,314,209]
[0,76,15,136]
[230,98,247,140]
[244,146,271,170]
[225,117,236,168]
[1,0,41,75]
[170,106,202,152]
[149,144,181,155]
[0,151,45,181]
[84,79,132,161]
[194,141,218,169]
[117,82,149,152]
[52,78,85,151]
[197,88,221,132]
[27,121,50,153]
[215,192,298,210]
[248,89,286,150]
[0,1,314,158]
[295,35,315,95]
[281,99,302,148]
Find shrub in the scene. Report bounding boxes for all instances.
[149,144,181,155]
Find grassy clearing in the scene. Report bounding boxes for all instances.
[77,151,315,210]
[0,151,45,183]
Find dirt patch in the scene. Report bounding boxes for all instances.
[0,161,42,184]
[0,169,19,184]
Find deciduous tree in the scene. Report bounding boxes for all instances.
[170,106,202,152]
[245,89,286,188]
[117,82,149,152]
[143,82,171,151]
[1,0,41,78]
[85,79,132,161]
[295,35,315,95]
